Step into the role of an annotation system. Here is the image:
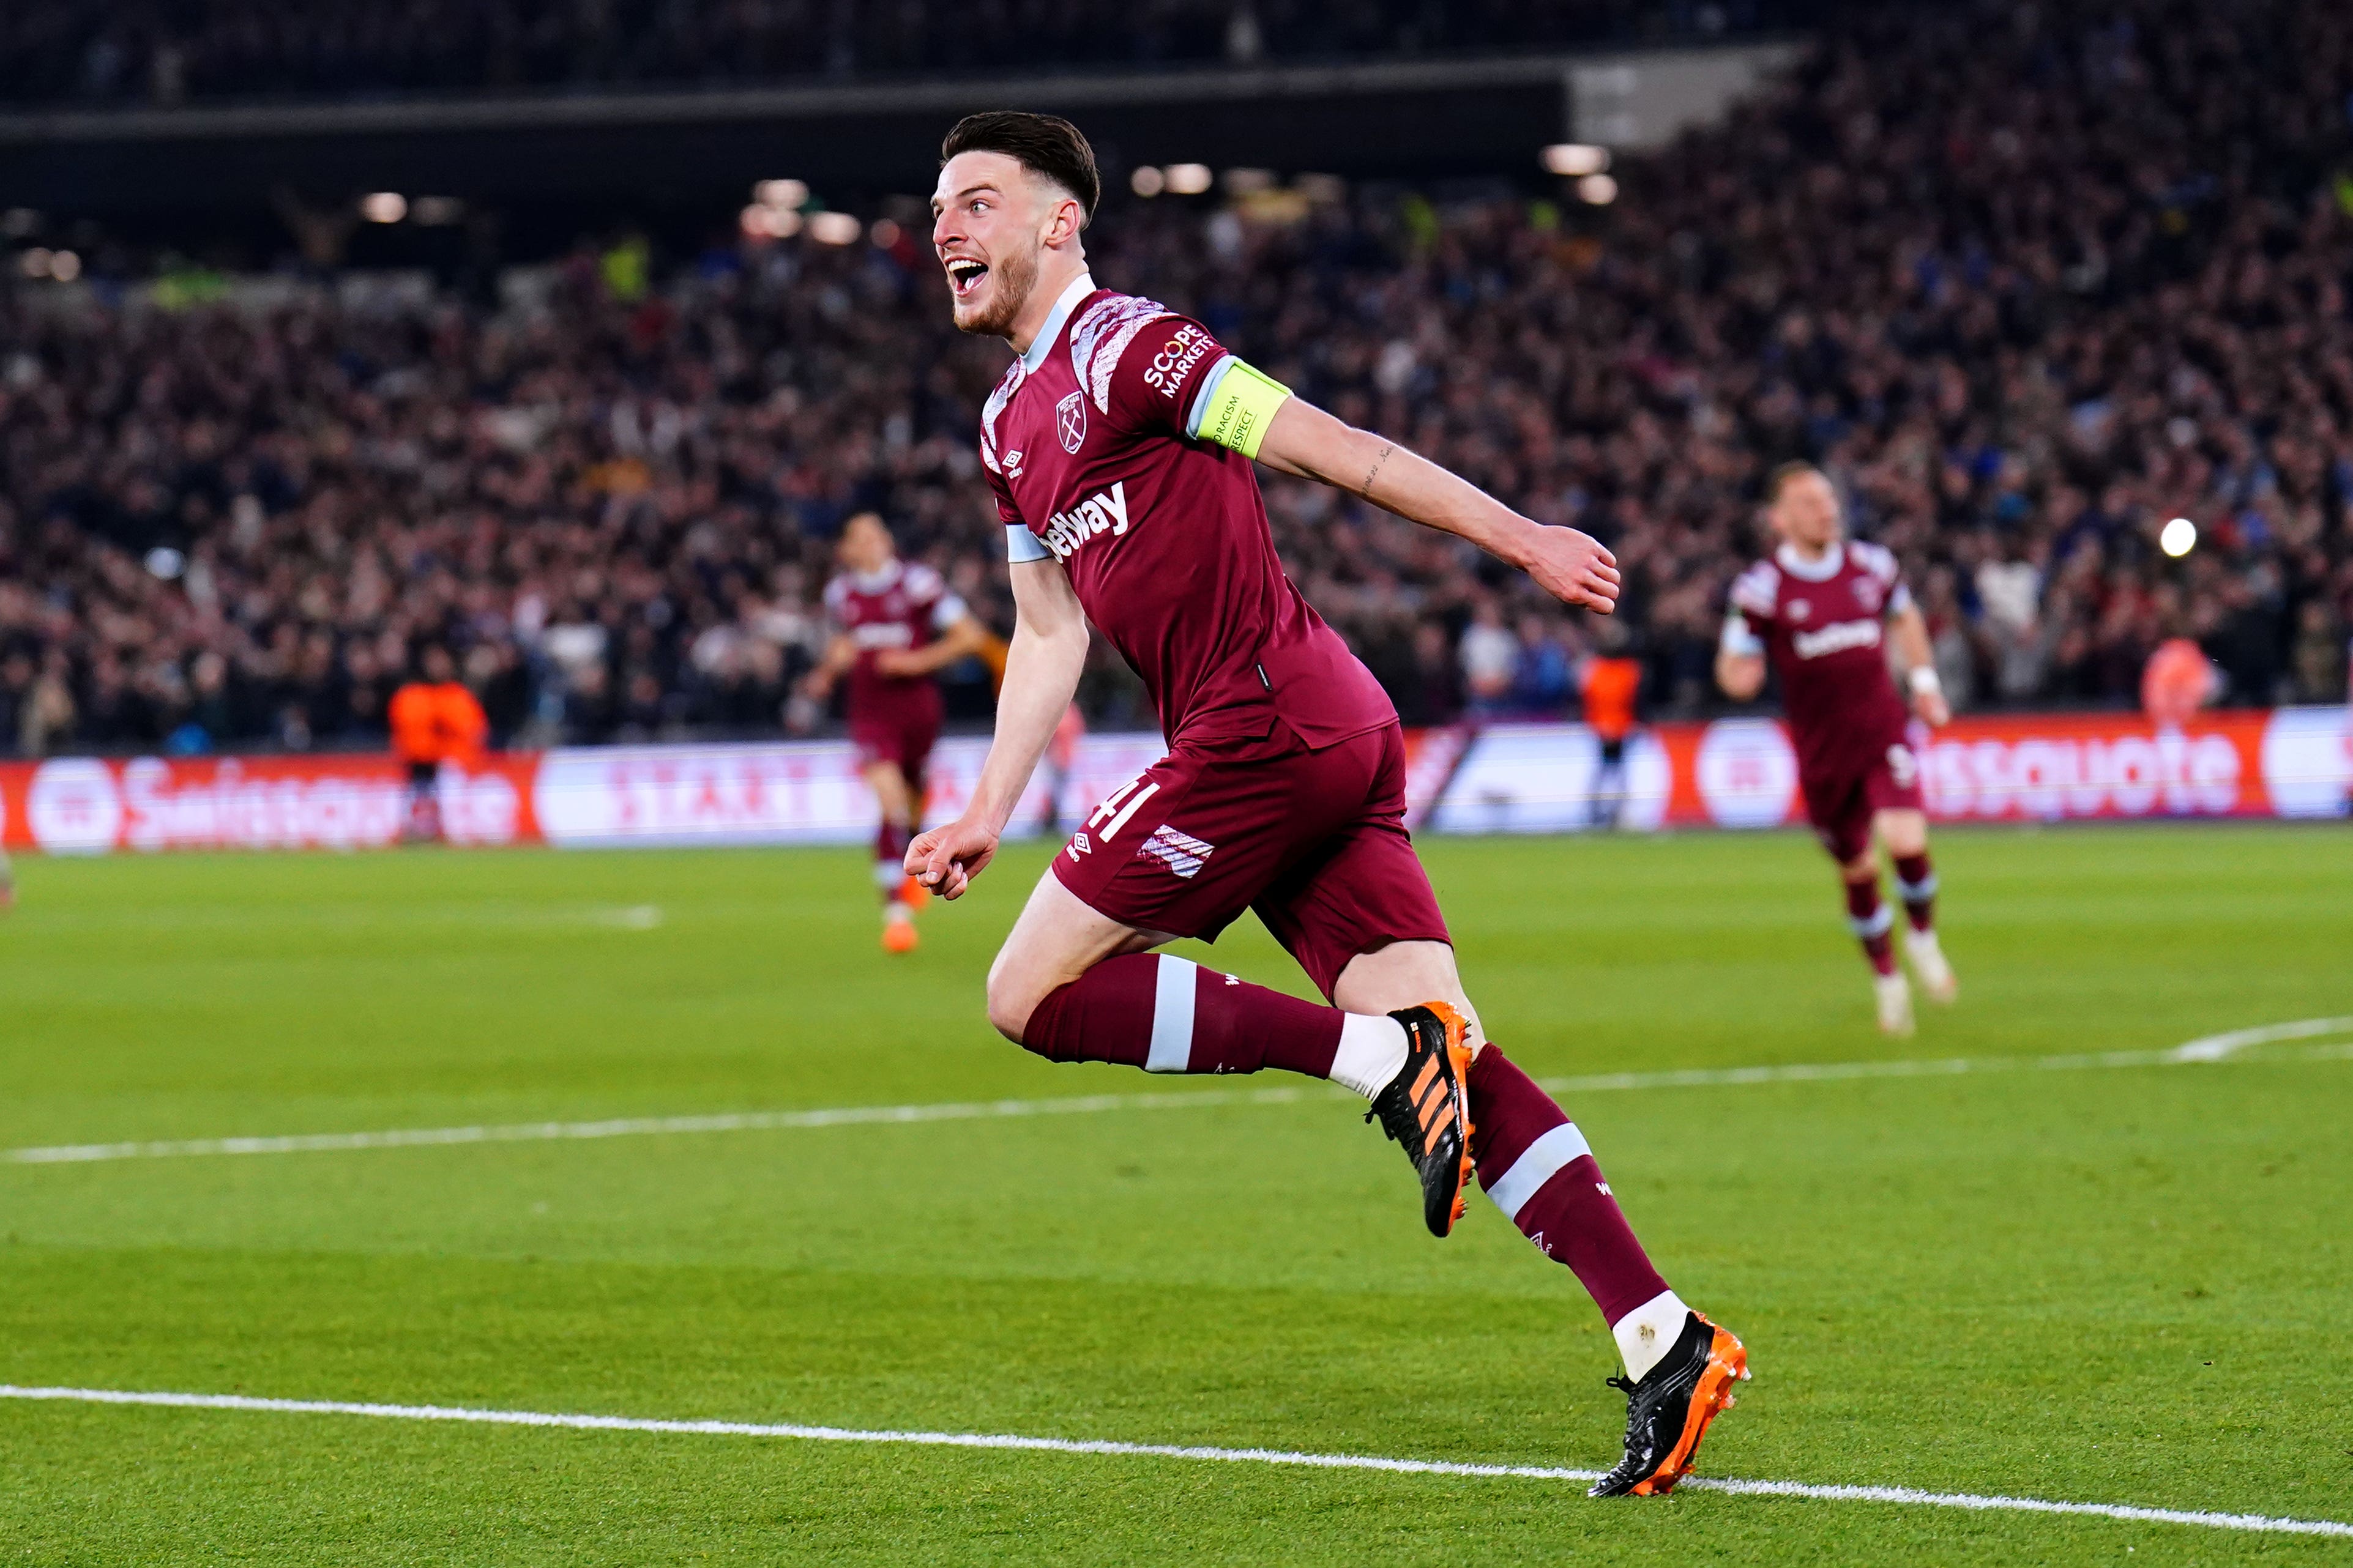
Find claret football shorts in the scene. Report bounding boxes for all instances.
[1050,721,1451,1000]
[1802,737,1928,863]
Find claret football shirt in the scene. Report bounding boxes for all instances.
[1723,540,1914,781]
[979,274,1394,751]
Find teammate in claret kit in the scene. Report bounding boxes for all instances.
[1715,463,1958,1035]
[906,111,1748,1496]
[803,511,988,952]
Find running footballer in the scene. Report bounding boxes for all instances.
[1716,464,1959,1036]
[906,112,1747,1495]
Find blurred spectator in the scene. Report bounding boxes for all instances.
[0,1,1823,108]
[2,0,2351,757]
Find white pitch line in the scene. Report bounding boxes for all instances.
[7,1019,2349,1169]
[1,1384,2345,1540]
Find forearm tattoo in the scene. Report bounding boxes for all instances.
[1357,443,1393,501]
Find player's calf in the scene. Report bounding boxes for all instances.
[1892,850,1957,1003]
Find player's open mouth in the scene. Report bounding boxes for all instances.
[947,258,988,297]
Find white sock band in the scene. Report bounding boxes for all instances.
[873,858,906,891]
[1484,1122,1594,1222]
[1329,1014,1409,1099]
[1613,1288,1691,1383]
[1144,955,1198,1073]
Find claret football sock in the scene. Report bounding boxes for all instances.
[1892,852,1937,932]
[1843,876,1897,976]
[1021,953,1346,1078]
[1467,1046,1670,1328]
[875,822,912,901]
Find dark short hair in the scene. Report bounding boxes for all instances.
[1764,460,1823,503]
[940,111,1100,225]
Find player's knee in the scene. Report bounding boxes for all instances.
[983,957,1039,1044]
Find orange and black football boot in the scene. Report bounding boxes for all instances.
[1589,1312,1750,1497]
[1363,1002,1475,1237]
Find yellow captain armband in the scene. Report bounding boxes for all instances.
[1187,357,1290,459]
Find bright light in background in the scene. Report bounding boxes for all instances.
[753,179,808,210]
[1163,163,1212,196]
[48,248,80,281]
[1222,167,1275,196]
[1577,173,1619,205]
[869,218,901,247]
[1130,165,1166,197]
[2160,516,2198,557]
[360,192,407,224]
[144,547,185,581]
[18,247,51,278]
[1543,143,1611,177]
[806,211,862,245]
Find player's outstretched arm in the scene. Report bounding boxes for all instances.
[876,611,991,678]
[799,633,856,699]
[1254,396,1620,613]
[908,560,1088,900]
[1887,603,1950,726]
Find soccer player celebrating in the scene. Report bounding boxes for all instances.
[908,111,1746,1495]
[1715,463,1958,1035]
[804,511,988,953]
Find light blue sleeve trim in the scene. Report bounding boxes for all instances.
[1720,613,1763,657]
[1005,524,1052,564]
[1183,354,1237,440]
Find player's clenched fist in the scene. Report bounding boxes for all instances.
[906,815,999,900]
[1518,524,1622,613]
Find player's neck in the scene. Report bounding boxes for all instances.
[1007,263,1094,362]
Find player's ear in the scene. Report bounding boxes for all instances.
[1042,195,1084,249]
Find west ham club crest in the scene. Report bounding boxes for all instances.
[1056,389,1087,453]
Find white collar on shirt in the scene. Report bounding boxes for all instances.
[1775,541,1845,582]
[844,560,903,594]
[1018,272,1097,375]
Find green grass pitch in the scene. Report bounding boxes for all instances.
[2,824,2349,1564]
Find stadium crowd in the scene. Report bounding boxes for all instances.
[0,1,1811,107]
[2,0,2351,756]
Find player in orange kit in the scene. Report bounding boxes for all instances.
[389,645,489,843]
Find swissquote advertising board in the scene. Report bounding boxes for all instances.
[1,709,2344,853]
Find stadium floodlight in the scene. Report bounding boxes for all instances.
[1130,166,1166,198]
[360,192,408,224]
[1543,143,1611,177]
[1163,163,1213,195]
[753,179,808,210]
[1577,173,1620,205]
[18,247,50,278]
[2160,517,2198,557]
[47,249,80,281]
[807,211,862,245]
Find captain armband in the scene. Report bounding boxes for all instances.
[1186,357,1291,459]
